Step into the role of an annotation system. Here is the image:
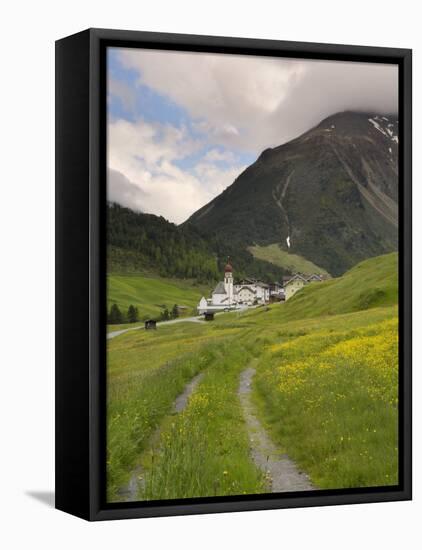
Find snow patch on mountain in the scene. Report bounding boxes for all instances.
[368,116,398,144]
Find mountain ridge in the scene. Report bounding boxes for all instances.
[185,111,398,276]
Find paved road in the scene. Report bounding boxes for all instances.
[107,304,259,340]
[107,315,205,340]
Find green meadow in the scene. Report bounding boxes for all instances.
[107,273,208,321]
[107,253,399,501]
[248,243,330,276]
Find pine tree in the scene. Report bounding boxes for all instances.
[161,308,170,321]
[108,303,123,324]
[127,304,138,323]
[171,304,179,319]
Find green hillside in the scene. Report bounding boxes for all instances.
[249,243,330,276]
[284,252,397,317]
[258,252,397,323]
[108,274,207,321]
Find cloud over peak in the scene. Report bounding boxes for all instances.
[107,47,398,223]
[117,48,398,152]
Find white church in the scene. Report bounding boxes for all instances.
[197,261,271,314]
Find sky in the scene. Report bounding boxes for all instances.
[107,47,398,224]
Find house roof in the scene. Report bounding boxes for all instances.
[237,286,256,294]
[256,282,269,288]
[284,273,325,286]
[284,274,308,286]
[212,281,227,295]
[306,274,323,282]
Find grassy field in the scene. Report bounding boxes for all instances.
[253,313,398,489]
[107,252,399,501]
[107,273,208,321]
[249,243,330,276]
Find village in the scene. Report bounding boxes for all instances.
[197,260,328,315]
[108,260,329,335]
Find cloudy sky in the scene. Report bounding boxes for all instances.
[107,47,398,224]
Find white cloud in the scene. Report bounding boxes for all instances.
[203,149,236,163]
[117,48,304,152]
[116,48,398,153]
[108,169,147,211]
[107,117,246,224]
[193,161,246,197]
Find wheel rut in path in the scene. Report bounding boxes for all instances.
[239,367,314,492]
[118,371,204,502]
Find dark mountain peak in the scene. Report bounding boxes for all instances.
[313,110,398,140]
[257,147,275,162]
[263,111,398,164]
[186,111,398,276]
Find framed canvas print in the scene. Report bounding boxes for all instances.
[55,28,412,521]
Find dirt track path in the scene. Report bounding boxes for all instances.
[118,372,204,502]
[239,366,314,493]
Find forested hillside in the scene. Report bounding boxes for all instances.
[107,203,219,282]
[107,203,285,282]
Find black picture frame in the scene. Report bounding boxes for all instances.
[55,28,412,521]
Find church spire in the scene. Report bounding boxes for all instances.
[224,257,234,305]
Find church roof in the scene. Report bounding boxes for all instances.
[237,278,255,285]
[212,281,227,295]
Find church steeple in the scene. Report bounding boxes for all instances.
[224,257,234,304]
[224,257,233,276]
